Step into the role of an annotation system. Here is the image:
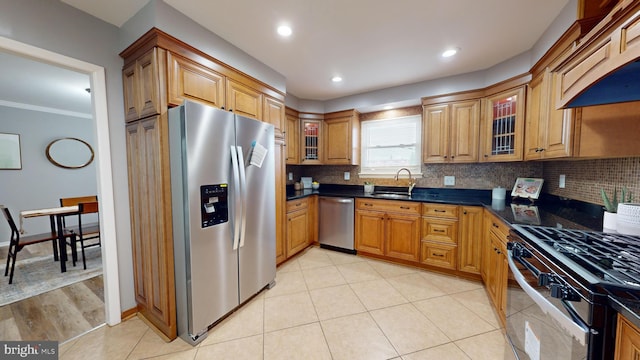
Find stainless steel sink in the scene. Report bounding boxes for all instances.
[370,192,411,199]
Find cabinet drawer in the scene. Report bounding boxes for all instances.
[422,218,457,244]
[356,199,420,214]
[421,241,457,270]
[487,214,510,240]
[287,198,308,213]
[422,203,459,218]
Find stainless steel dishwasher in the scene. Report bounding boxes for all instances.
[318,196,355,253]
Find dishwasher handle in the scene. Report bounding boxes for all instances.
[320,197,354,204]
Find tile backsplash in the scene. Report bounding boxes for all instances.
[286,157,640,207]
[543,157,640,206]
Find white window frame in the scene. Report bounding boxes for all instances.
[358,115,422,178]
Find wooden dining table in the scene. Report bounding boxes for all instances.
[19,205,79,273]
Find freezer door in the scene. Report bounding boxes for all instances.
[234,114,276,303]
[175,102,240,336]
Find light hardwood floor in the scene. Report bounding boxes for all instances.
[0,242,105,342]
[0,275,105,342]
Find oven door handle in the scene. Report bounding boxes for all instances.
[507,250,588,346]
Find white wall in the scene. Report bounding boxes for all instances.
[0,106,97,235]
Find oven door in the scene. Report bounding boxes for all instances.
[506,246,589,360]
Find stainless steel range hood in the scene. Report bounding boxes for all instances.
[565,59,640,108]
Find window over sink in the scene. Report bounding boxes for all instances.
[359,115,422,177]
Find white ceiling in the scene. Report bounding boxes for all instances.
[62,0,571,101]
[1,0,571,116]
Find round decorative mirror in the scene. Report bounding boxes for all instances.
[46,137,94,169]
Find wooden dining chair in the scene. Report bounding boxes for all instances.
[1,205,76,284]
[59,196,100,269]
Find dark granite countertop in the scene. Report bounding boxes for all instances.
[287,184,639,326]
[287,184,604,230]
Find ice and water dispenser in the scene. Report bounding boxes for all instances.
[200,184,229,228]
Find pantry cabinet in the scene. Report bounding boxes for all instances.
[422,100,480,163]
[480,86,526,162]
[323,109,360,165]
[275,139,286,265]
[125,115,176,339]
[355,199,421,261]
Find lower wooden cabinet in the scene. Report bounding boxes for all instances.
[420,203,458,269]
[286,198,311,258]
[282,196,317,263]
[355,199,420,262]
[615,314,640,360]
[458,206,484,274]
[482,210,509,326]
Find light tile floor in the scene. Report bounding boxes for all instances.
[59,246,516,360]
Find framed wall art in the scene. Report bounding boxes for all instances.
[0,133,22,170]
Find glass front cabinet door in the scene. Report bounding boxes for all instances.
[481,86,525,162]
[301,119,323,164]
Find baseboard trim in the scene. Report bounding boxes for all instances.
[121,306,137,321]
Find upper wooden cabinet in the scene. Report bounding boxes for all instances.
[423,99,480,163]
[226,78,263,120]
[525,69,574,160]
[323,109,360,165]
[300,115,324,165]
[480,86,526,162]
[263,96,285,138]
[123,48,166,122]
[285,108,300,164]
[167,52,225,110]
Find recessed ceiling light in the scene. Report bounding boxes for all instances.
[442,48,459,58]
[277,25,292,37]
[331,76,343,83]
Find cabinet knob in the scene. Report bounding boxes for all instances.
[463,210,467,215]
[451,156,455,159]
[484,154,488,157]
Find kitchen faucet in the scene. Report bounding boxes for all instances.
[394,168,416,196]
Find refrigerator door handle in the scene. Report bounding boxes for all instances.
[236,146,248,248]
[230,145,241,251]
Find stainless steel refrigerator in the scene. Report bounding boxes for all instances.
[168,100,276,345]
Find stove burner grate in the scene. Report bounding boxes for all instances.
[515,225,640,288]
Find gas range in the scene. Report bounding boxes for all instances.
[510,224,640,295]
[506,224,640,359]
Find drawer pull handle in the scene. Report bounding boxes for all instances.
[364,203,373,207]
[296,203,301,207]
[400,206,410,209]
[434,209,446,213]
[492,223,499,228]
[432,253,444,257]
[434,229,445,233]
